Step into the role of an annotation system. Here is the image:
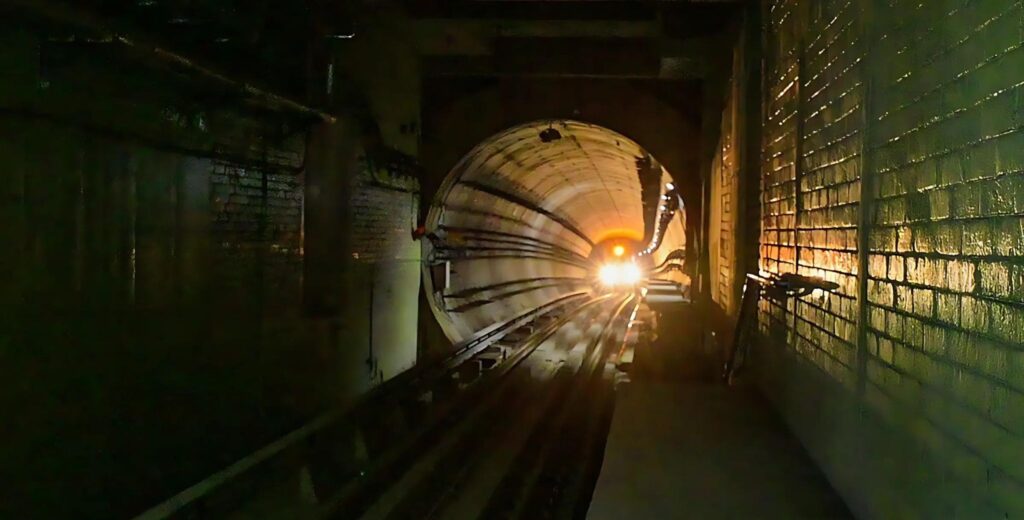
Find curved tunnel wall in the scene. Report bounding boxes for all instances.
[423,120,687,345]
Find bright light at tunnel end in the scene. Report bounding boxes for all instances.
[598,262,643,287]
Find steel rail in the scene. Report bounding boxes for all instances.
[319,294,621,518]
[527,296,640,519]
[133,292,591,520]
[362,294,636,520]
[478,295,636,519]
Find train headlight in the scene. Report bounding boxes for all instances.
[598,262,642,287]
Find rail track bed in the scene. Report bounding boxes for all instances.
[138,293,637,520]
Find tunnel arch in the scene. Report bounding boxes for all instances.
[422,120,688,345]
[419,78,703,218]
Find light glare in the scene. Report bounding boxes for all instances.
[598,262,642,287]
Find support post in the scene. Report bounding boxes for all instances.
[854,0,877,403]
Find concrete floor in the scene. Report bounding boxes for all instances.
[588,381,851,519]
[588,304,851,519]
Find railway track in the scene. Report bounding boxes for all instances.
[136,292,637,520]
[347,295,635,520]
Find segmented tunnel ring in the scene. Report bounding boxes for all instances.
[423,120,689,349]
[134,121,691,520]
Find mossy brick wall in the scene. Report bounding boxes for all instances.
[752,0,1024,517]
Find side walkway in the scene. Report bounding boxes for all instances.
[587,304,851,519]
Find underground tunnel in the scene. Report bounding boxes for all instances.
[423,120,688,345]
[3,0,1024,519]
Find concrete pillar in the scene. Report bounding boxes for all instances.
[303,121,360,317]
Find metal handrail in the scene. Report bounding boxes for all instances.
[722,272,840,384]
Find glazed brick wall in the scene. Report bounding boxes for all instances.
[864,0,1024,511]
[754,0,1024,516]
[711,51,741,315]
[758,0,801,347]
[791,0,864,390]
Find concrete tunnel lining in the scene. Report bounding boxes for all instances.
[423,120,688,345]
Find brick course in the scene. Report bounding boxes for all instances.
[746,0,1024,516]
[211,162,304,307]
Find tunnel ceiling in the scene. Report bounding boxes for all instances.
[426,120,686,345]
[451,120,659,245]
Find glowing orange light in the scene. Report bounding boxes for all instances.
[598,262,642,286]
[612,245,626,257]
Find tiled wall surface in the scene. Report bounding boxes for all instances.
[749,1,1024,517]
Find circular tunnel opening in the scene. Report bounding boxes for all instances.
[423,120,689,345]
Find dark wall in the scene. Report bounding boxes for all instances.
[0,7,435,512]
[0,28,331,518]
